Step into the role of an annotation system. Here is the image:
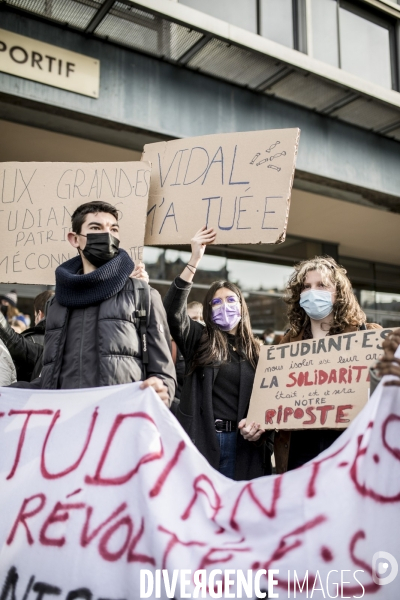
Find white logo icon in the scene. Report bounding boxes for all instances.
[372,551,398,586]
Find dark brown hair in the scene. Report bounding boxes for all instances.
[71,201,119,234]
[190,280,260,371]
[34,290,55,315]
[284,256,366,337]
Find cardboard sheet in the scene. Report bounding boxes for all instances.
[142,129,300,246]
[0,162,150,284]
[247,328,392,429]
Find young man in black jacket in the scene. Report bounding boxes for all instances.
[23,201,176,405]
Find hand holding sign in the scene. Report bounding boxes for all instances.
[377,328,400,387]
[190,226,217,263]
[131,261,149,283]
[238,418,263,442]
[180,226,217,284]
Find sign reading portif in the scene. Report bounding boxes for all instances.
[142,128,300,246]
[0,29,100,97]
[0,162,151,285]
[247,328,392,430]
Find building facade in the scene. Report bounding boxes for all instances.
[1,0,400,330]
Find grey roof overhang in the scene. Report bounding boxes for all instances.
[4,0,400,142]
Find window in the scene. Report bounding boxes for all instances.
[311,0,339,67]
[259,0,294,48]
[339,4,392,89]
[360,290,400,328]
[310,1,395,89]
[179,0,257,34]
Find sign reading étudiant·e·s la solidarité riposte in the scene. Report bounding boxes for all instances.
[247,328,393,430]
[142,128,300,246]
[0,162,151,285]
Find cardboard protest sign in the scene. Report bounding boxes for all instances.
[0,162,151,285]
[142,129,300,246]
[247,328,392,430]
[0,380,399,597]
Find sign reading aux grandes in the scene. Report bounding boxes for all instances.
[143,128,300,246]
[0,29,100,98]
[247,328,392,430]
[0,162,151,285]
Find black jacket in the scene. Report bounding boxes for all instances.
[164,277,273,481]
[37,279,176,401]
[0,313,44,382]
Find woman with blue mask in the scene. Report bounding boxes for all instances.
[163,226,274,481]
[274,256,381,474]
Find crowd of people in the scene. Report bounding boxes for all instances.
[0,200,398,481]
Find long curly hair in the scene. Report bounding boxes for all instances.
[284,256,366,337]
[190,280,260,371]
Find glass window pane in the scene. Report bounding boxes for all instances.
[226,258,293,292]
[143,246,164,264]
[260,0,294,48]
[245,293,288,333]
[339,7,392,88]
[179,0,257,34]
[164,249,228,284]
[311,0,339,66]
[359,290,400,328]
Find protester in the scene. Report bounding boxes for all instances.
[0,290,54,382]
[275,256,381,473]
[0,291,19,324]
[262,328,275,344]
[11,315,27,333]
[18,201,176,404]
[370,327,400,392]
[0,339,16,386]
[164,226,274,480]
[187,301,203,323]
[262,329,283,345]
[171,300,204,401]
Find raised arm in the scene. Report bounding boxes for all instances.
[163,227,216,358]
[179,226,217,283]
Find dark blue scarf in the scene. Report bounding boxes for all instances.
[55,249,134,308]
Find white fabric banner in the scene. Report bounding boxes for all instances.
[0,379,398,599]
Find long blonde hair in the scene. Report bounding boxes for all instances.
[284,256,366,337]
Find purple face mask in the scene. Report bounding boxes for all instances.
[211,303,241,332]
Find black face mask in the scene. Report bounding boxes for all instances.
[80,233,120,268]
[1,305,7,317]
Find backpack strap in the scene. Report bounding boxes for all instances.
[130,278,151,380]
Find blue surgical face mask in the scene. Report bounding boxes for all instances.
[300,289,333,321]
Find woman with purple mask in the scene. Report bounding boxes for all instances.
[163,227,274,481]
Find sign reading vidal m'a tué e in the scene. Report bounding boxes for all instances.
[142,128,300,246]
[0,28,100,98]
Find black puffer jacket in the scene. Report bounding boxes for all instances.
[0,313,44,381]
[40,279,176,400]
